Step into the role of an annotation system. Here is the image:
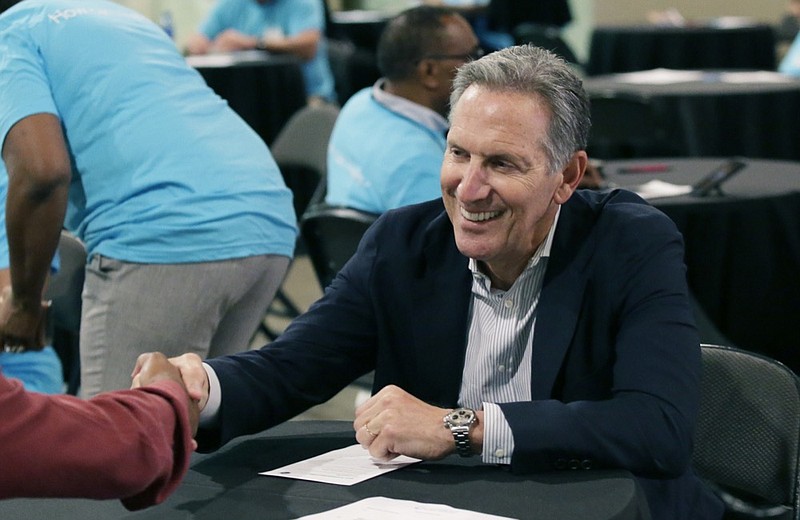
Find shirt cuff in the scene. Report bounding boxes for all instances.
[481,402,514,465]
[199,362,222,428]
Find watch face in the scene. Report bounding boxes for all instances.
[447,408,476,427]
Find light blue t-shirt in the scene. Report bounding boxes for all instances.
[0,0,297,263]
[325,85,447,214]
[199,0,336,102]
[780,32,800,77]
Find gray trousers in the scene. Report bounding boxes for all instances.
[79,253,290,397]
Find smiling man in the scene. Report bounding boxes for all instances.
[142,45,724,520]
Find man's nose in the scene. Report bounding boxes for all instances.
[456,161,490,201]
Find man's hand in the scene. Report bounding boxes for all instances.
[211,29,258,52]
[132,352,210,412]
[0,286,50,352]
[353,385,458,461]
[131,353,200,438]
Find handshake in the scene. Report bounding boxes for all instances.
[132,352,209,441]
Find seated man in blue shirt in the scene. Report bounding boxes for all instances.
[186,0,336,104]
[325,6,479,214]
[780,29,800,77]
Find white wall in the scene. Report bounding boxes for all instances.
[113,0,214,49]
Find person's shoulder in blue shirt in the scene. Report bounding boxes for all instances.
[780,31,800,77]
[325,5,480,213]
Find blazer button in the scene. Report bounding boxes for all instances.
[569,459,581,470]
[555,458,567,470]
[581,459,593,470]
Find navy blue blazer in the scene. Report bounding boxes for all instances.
[203,189,724,520]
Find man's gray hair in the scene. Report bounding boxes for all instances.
[449,44,590,174]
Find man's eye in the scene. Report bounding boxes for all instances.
[490,159,510,169]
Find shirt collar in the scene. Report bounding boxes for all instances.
[371,79,449,136]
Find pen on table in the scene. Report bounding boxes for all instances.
[617,164,671,174]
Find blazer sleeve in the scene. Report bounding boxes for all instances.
[0,373,194,509]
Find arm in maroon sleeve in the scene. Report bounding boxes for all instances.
[0,372,194,509]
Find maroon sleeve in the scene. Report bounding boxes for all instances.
[0,371,193,509]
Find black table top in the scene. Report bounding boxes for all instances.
[0,421,651,520]
[585,70,800,97]
[602,157,800,201]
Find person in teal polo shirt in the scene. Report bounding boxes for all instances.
[0,0,297,397]
[187,0,336,104]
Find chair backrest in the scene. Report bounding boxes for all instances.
[271,103,340,219]
[587,91,676,160]
[327,38,381,105]
[44,231,86,395]
[299,203,379,290]
[693,344,800,519]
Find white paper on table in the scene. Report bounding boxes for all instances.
[185,50,269,68]
[260,444,420,486]
[631,179,694,200]
[185,54,237,67]
[717,71,795,84]
[613,68,705,85]
[296,496,518,519]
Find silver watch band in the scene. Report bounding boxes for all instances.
[452,426,472,457]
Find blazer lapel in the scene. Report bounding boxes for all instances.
[410,211,472,405]
[531,197,597,399]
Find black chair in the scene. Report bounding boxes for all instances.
[300,202,379,396]
[44,231,86,395]
[327,38,381,105]
[271,103,340,220]
[587,91,678,160]
[693,344,800,519]
[300,203,379,291]
[260,104,340,340]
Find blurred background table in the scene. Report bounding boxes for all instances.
[587,22,777,76]
[603,158,800,372]
[188,51,307,146]
[328,9,390,51]
[584,70,800,161]
[0,421,651,520]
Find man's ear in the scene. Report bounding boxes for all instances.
[416,59,441,90]
[553,151,588,204]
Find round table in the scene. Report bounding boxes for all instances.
[587,23,777,76]
[584,71,800,161]
[602,158,800,372]
[188,51,307,146]
[0,421,651,520]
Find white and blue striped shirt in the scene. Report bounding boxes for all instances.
[459,207,560,464]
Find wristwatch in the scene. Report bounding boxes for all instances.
[443,408,477,457]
